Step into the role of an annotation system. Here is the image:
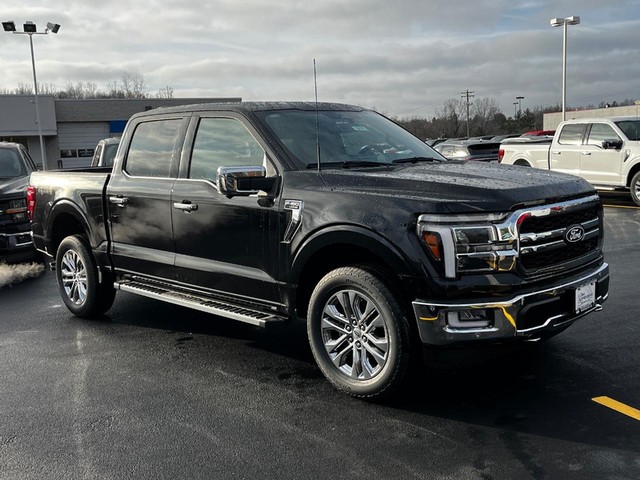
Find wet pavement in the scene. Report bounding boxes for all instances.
[1,200,639,479]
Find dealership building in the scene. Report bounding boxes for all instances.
[0,95,241,170]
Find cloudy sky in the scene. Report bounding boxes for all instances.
[1,0,640,119]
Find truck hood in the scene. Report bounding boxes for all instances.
[319,161,595,213]
[0,176,29,198]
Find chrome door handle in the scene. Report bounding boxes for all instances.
[109,196,128,207]
[551,151,562,155]
[173,202,198,212]
[581,151,591,155]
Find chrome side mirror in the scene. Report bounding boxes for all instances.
[217,165,275,197]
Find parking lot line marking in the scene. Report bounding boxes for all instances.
[602,204,639,209]
[592,396,640,421]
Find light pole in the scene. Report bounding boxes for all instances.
[2,20,61,170]
[550,16,580,122]
[516,96,525,116]
[513,102,518,117]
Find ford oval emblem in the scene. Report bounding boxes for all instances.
[565,225,585,243]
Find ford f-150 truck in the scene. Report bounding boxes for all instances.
[29,102,609,398]
[498,117,640,206]
[1,141,38,262]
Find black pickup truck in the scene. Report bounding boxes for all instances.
[29,102,609,398]
[1,141,37,262]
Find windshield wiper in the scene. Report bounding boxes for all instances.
[392,156,442,164]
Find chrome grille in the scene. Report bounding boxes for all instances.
[518,201,601,272]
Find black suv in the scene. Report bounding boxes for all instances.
[0,142,37,262]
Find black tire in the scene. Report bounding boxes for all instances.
[307,267,412,399]
[55,235,116,318]
[630,170,640,207]
[514,160,531,167]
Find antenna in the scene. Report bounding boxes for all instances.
[314,59,321,172]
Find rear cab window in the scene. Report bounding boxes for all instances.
[125,119,183,178]
[558,124,586,145]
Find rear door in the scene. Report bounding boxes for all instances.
[106,114,188,278]
[550,124,586,175]
[579,122,625,185]
[171,114,282,305]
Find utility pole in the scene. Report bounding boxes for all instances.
[461,89,474,137]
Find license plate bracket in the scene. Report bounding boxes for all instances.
[575,281,596,314]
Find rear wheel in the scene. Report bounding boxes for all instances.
[56,235,116,318]
[307,267,412,399]
[514,159,531,167]
[630,170,640,206]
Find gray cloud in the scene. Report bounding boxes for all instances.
[1,1,639,118]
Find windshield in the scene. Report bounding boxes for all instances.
[256,109,445,168]
[0,148,26,178]
[615,120,640,141]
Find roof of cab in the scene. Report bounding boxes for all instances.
[129,101,366,120]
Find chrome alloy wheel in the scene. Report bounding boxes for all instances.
[321,289,390,380]
[60,249,88,305]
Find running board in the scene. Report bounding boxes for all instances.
[114,278,287,328]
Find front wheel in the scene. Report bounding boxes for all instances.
[55,235,116,318]
[630,170,640,207]
[307,267,412,399]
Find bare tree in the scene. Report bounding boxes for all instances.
[436,98,467,137]
[156,85,174,99]
[472,97,501,135]
[120,72,147,98]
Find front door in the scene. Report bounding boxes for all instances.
[579,123,624,185]
[171,115,281,306]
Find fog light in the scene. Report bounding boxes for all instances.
[447,309,493,328]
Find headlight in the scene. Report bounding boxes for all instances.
[417,212,518,278]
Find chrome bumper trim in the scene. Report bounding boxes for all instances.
[412,263,609,346]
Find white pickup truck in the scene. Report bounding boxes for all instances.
[498,117,640,206]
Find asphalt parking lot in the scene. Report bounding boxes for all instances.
[1,196,639,480]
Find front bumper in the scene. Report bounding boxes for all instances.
[412,263,609,346]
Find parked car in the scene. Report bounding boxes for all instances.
[498,117,640,206]
[521,130,555,137]
[30,102,609,399]
[425,138,448,147]
[490,134,522,142]
[0,142,37,262]
[433,140,501,162]
[90,137,120,167]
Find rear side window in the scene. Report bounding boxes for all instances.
[558,124,585,145]
[125,119,182,177]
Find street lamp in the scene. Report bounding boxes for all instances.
[513,102,518,117]
[516,96,525,116]
[2,20,61,170]
[550,16,580,122]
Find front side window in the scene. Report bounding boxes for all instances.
[587,124,620,146]
[189,118,265,182]
[104,143,119,167]
[125,119,182,177]
[558,124,585,145]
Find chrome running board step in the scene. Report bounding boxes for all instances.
[114,278,287,328]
